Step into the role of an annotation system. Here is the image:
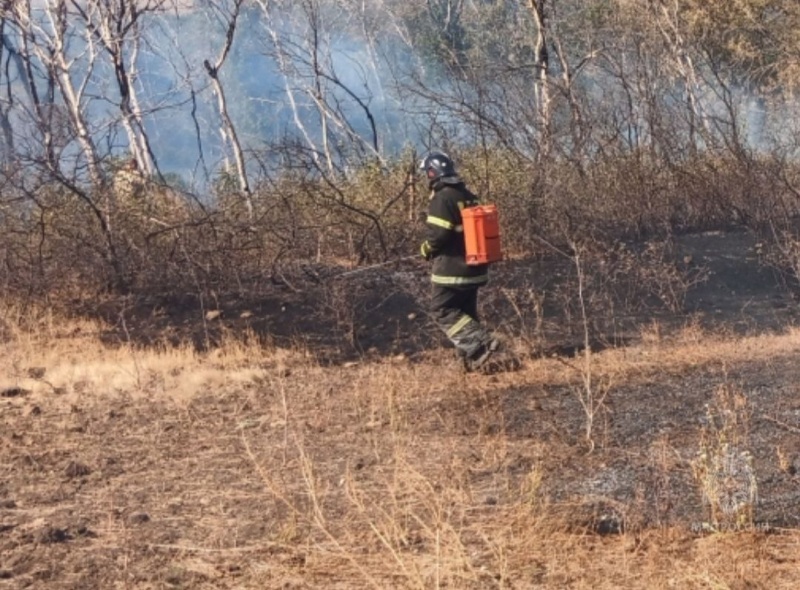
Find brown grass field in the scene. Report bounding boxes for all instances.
[3,299,800,589]
[3,231,800,589]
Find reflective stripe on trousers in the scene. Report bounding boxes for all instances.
[431,274,488,286]
[431,285,490,359]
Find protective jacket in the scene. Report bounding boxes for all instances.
[422,177,489,287]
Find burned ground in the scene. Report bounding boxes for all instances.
[78,227,796,357]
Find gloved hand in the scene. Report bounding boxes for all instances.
[420,240,434,261]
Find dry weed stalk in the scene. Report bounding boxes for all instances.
[691,383,757,531]
[501,286,545,352]
[236,361,549,589]
[764,228,800,292]
[572,245,611,451]
[242,430,500,589]
[241,429,386,589]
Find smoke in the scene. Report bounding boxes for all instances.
[133,4,418,189]
[3,0,798,195]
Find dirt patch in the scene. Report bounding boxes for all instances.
[3,348,800,587]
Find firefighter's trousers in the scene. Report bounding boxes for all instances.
[430,285,492,360]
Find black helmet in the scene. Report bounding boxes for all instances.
[419,151,457,182]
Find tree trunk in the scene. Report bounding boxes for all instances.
[204,0,253,218]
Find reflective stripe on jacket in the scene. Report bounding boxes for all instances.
[425,178,489,287]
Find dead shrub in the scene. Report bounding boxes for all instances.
[691,383,757,531]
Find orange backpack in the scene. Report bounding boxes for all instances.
[461,204,503,265]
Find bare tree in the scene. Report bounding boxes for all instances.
[0,21,15,169]
[68,0,173,178]
[527,0,553,160]
[255,0,386,174]
[6,0,129,289]
[203,0,253,218]
[647,0,713,152]
[256,0,327,172]
[11,0,104,188]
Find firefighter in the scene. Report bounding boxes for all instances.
[418,151,500,372]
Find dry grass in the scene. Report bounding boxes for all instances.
[3,307,800,588]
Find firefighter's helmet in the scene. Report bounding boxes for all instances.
[419,151,457,182]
